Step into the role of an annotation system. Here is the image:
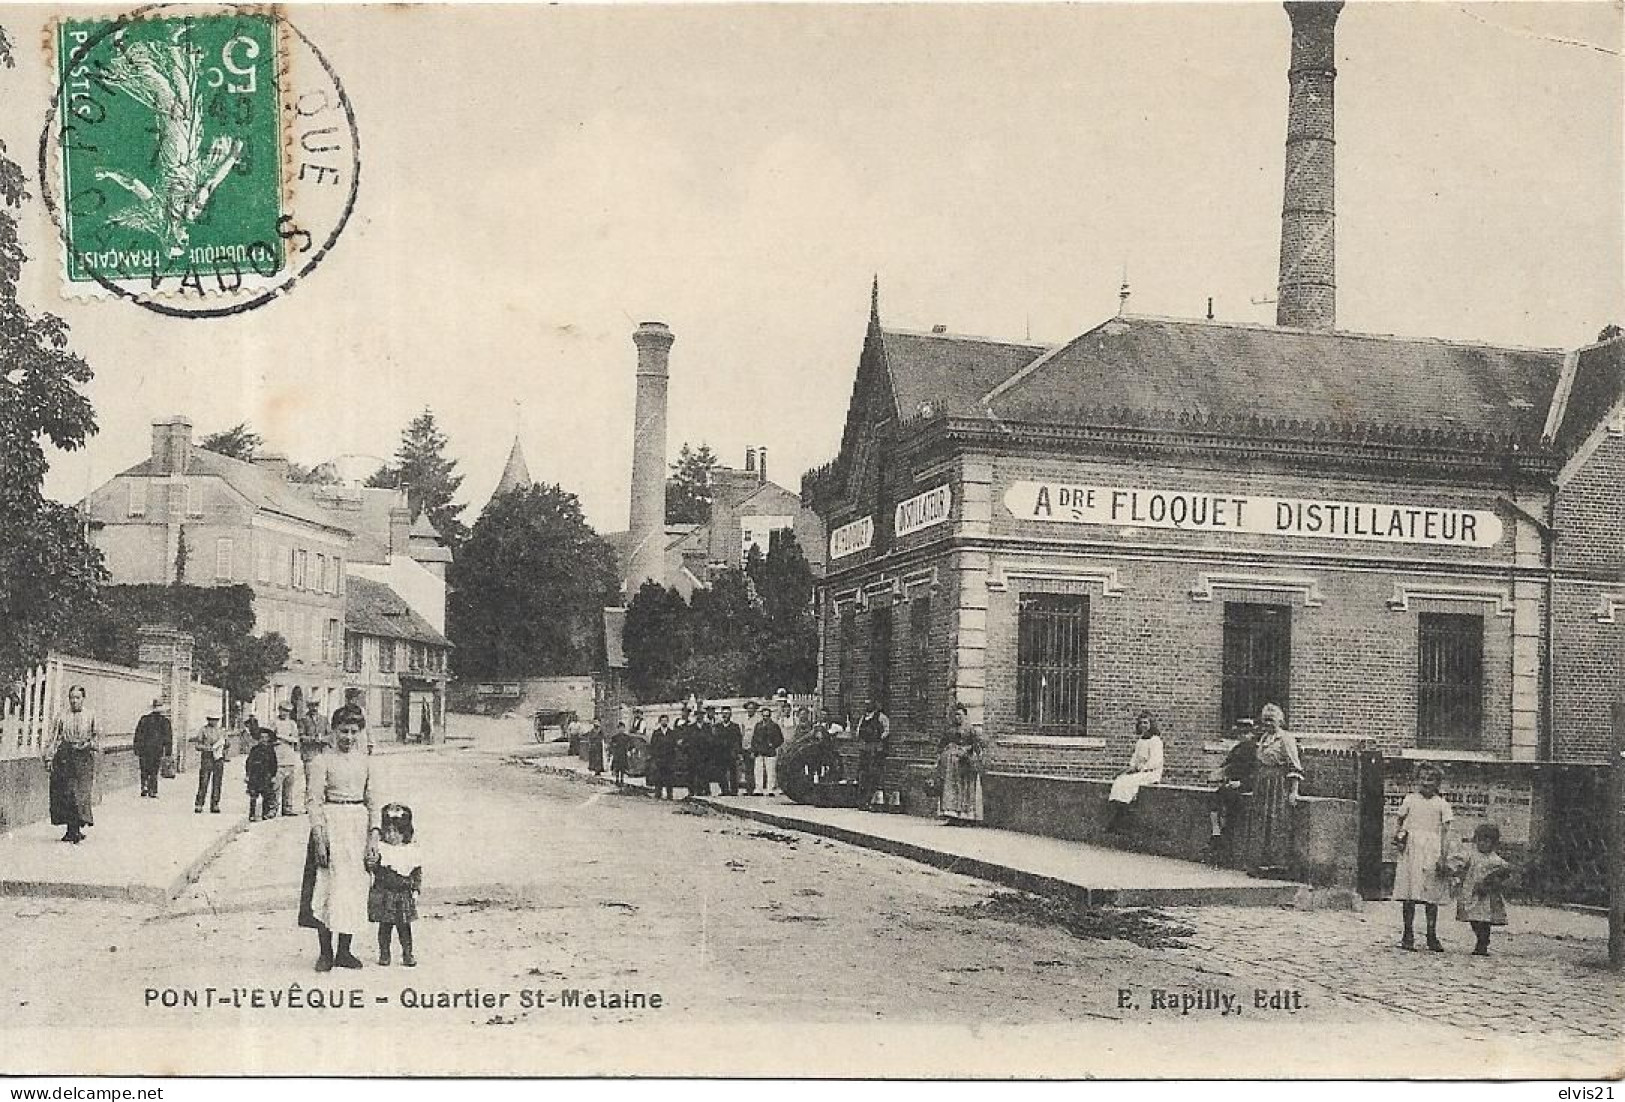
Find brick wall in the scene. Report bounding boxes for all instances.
[1551,432,1625,763]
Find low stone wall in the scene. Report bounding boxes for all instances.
[0,747,139,833]
[887,765,1357,886]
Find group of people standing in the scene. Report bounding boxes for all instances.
[40,682,422,972]
[635,700,788,799]
[1102,701,1305,876]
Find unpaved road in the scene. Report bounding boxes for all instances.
[1,719,1617,1077]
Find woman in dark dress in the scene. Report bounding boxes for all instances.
[586,721,605,775]
[46,685,98,843]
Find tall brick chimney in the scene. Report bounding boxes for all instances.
[1276,1,1342,331]
[627,322,674,592]
[757,446,768,485]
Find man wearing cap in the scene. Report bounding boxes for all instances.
[133,698,171,798]
[300,701,332,762]
[193,715,229,814]
[273,703,303,816]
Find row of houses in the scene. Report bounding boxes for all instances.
[81,416,453,739]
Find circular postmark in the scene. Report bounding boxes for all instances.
[36,4,360,317]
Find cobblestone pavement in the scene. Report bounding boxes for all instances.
[1180,903,1621,1043]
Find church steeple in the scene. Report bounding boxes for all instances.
[494,436,532,497]
[870,273,881,328]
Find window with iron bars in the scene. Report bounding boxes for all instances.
[1222,603,1291,729]
[1016,594,1088,728]
[869,604,893,714]
[909,596,932,724]
[1417,612,1483,749]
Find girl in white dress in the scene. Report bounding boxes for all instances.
[1105,711,1164,832]
[1393,764,1454,951]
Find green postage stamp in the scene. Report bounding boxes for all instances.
[54,11,285,292]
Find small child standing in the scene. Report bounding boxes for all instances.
[609,722,632,787]
[1455,823,1512,956]
[1393,764,1454,951]
[244,727,279,822]
[368,803,422,967]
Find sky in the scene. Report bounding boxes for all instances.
[6,2,1621,534]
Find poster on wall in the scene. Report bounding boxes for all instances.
[1381,772,1534,861]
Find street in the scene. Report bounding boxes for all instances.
[0,716,1619,1077]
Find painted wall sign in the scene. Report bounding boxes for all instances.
[1381,774,1533,859]
[829,515,875,560]
[894,484,953,538]
[1003,481,1503,548]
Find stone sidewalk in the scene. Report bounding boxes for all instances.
[525,755,1301,906]
[0,761,251,903]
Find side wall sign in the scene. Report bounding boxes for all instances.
[829,515,875,560]
[894,484,953,539]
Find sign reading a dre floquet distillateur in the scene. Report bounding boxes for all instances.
[1003,482,1503,548]
[829,515,875,559]
[894,485,953,538]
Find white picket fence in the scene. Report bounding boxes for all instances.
[0,653,224,760]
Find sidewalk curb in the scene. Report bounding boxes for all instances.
[0,815,250,905]
[523,758,1299,907]
[689,797,1301,908]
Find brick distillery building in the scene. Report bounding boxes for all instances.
[801,3,1622,894]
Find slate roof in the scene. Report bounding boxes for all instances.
[981,316,1567,443]
[345,576,451,647]
[1552,335,1625,454]
[118,448,350,532]
[494,438,532,497]
[878,329,1048,420]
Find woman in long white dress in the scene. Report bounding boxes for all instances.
[1105,711,1164,832]
[297,713,378,970]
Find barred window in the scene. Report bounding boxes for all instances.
[909,596,932,723]
[1016,594,1088,728]
[837,608,857,724]
[1222,603,1292,729]
[869,604,893,714]
[1418,613,1483,749]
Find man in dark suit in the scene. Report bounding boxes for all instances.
[714,706,744,797]
[133,698,171,798]
[672,706,701,798]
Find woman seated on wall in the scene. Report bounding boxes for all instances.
[1104,710,1164,832]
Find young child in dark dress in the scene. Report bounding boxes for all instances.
[609,722,632,787]
[245,727,279,822]
[367,803,422,966]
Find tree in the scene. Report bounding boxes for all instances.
[368,409,468,546]
[746,530,820,693]
[199,423,262,461]
[287,460,340,485]
[447,483,619,679]
[0,27,106,689]
[665,442,718,525]
[1599,324,1623,343]
[55,584,289,712]
[622,581,692,702]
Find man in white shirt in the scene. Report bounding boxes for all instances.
[193,716,229,814]
[273,703,303,816]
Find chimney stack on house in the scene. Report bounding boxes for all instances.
[745,447,756,474]
[388,498,412,558]
[1276,0,1342,331]
[757,447,768,485]
[149,416,193,476]
[252,453,290,481]
[628,321,674,592]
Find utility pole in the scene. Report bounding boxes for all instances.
[1610,643,1624,969]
